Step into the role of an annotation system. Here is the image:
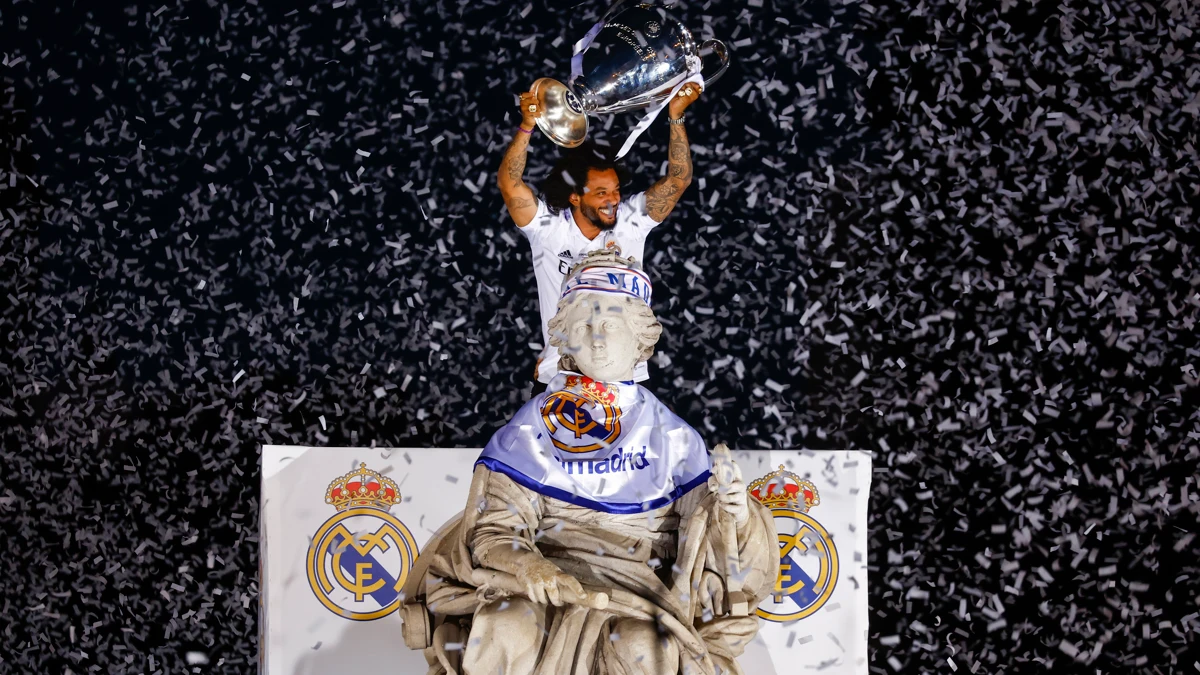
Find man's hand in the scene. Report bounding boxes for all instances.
[519,91,542,129]
[668,83,702,120]
[708,443,750,527]
[515,557,586,607]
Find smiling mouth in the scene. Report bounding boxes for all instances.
[599,206,614,218]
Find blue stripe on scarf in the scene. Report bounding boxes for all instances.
[476,457,711,514]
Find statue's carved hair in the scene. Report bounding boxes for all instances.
[547,294,662,373]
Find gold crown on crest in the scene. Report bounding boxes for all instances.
[748,465,821,512]
[325,463,401,512]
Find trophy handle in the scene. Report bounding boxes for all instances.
[599,0,629,23]
[699,39,730,88]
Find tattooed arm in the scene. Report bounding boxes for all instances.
[498,92,541,227]
[644,120,694,223]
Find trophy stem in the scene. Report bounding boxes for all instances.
[565,86,587,115]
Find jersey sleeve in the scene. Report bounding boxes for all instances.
[623,191,664,233]
[515,197,556,246]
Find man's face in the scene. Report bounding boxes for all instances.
[560,295,640,382]
[573,168,621,231]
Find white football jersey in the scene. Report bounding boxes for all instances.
[517,192,662,383]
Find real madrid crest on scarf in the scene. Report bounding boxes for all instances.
[542,374,623,453]
[750,465,840,622]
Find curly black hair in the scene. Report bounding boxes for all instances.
[540,142,633,214]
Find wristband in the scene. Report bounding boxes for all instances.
[518,125,534,134]
[668,116,685,125]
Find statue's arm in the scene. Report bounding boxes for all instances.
[704,446,779,607]
[467,468,596,607]
[733,499,776,593]
[468,469,544,572]
[643,121,693,223]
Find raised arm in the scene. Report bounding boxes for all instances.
[497,92,541,227]
[644,84,701,223]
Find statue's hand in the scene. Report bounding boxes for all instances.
[515,557,586,607]
[708,443,750,527]
[699,571,727,616]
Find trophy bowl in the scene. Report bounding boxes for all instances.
[531,77,589,149]
[532,2,730,148]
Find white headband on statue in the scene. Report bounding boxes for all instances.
[560,263,653,308]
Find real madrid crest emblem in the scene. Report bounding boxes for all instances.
[306,464,419,621]
[749,465,840,622]
[541,375,623,453]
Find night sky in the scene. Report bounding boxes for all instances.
[2,0,1197,672]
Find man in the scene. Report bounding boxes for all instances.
[398,250,776,675]
[497,84,701,394]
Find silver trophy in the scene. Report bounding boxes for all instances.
[530,1,730,148]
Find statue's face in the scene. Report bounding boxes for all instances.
[560,294,641,382]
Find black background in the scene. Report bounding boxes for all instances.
[2,0,1197,672]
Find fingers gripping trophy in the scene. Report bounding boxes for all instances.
[522,2,730,158]
[399,250,778,675]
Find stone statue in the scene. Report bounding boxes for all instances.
[399,250,777,674]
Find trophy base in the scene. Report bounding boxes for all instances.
[531,77,588,148]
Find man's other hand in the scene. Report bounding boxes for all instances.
[668,83,702,120]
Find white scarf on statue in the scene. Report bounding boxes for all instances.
[476,372,711,514]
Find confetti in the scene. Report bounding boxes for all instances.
[1,0,1193,672]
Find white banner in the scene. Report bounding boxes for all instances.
[261,446,870,674]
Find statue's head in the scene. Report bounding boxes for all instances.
[547,249,663,382]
